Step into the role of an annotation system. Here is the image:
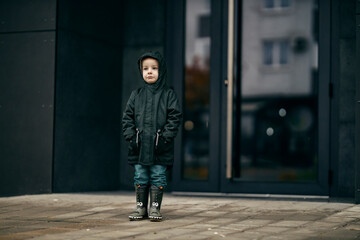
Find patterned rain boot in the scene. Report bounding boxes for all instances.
[129,185,149,221]
[149,185,164,222]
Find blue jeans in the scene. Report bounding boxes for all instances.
[134,164,167,188]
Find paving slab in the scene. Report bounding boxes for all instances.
[0,192,359,240]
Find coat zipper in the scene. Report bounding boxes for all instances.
[155,129,161,147]
[136,128,140,147]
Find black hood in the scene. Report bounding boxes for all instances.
[138,51,167,92]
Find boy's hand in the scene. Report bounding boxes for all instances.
[129,135,137,143]
[128,135,140,155]
[156,137,171,154]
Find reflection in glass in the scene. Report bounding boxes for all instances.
[263,41,274,65]
[279,40,289,65]
[281,0,291,8]
[264,0,275,9]
[183,0,211,180]
[264,0,291,9]
[236,0,319,182]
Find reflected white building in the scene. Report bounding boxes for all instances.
[242,0,318,97]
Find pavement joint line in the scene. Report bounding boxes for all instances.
[172,191,331,201]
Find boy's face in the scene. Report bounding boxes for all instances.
[142,58,159,84]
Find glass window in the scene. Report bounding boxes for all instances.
[236,0,319,182]
[279,40,289,64]
[263,0,291,10]
[263,41,274,65]
[262,40,289,66]
[183,0,211,180]
[264,0,275,8]
[280,0,291,8]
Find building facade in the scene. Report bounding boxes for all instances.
[0,0,359,202]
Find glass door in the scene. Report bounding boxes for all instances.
[172,0,329,195]
[222,0,330,195]
[172,0,221,192]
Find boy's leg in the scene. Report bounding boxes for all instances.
[134,164,150,186]
[148,165,167,221]
[149,165,167,188]
[129,165,150,221]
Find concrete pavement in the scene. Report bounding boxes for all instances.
[0,192,359,240]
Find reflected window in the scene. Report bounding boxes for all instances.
[279,40,289,64]
[264,0,275,8]
[281,0,290,7]
[262,40,289,66]
[263,41,274,65]
[263,0,291,9]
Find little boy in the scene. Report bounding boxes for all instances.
[122,51,182,221]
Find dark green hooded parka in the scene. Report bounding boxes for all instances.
[122,51,182,167]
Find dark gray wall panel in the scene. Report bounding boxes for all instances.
[0,32,55,196]
[53,0,122,192]
[355,12,360,203]
[122,0,165,47]
[337,0,356,198]
[0,0,56,32]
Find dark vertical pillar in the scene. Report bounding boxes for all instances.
[355,0,360,204]
[53,0,123,192]
[336,0,357,198]
[0,0,56,196]
[329,0,340,198]
[166,0,185,191]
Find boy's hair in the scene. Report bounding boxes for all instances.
[139,57,158,71]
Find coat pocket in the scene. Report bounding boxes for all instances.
[155,129,171,154]
[128,128,141,156]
